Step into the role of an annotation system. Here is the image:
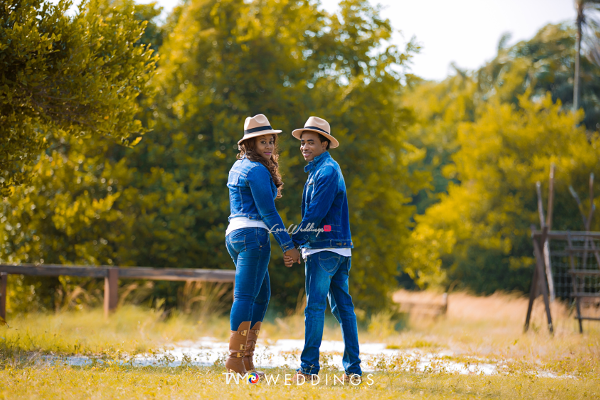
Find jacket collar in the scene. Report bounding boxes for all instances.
[304,151,330,173]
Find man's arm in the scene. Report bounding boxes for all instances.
[292,167,338,246]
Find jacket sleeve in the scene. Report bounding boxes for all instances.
[247,165,295,253]
[292,166,337,246]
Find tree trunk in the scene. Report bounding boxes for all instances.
[574,7,583,113]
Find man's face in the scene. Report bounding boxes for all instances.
[300,131,327,162]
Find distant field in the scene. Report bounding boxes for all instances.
[1,291,598,399]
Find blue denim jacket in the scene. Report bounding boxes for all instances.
[227,155,295,252]
[292,151,353,249]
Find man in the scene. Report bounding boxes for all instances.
[285,116,362,383]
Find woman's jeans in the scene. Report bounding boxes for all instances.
[226,228,271,330]
[299,251,362,376]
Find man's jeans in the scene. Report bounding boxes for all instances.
[226,227,271,330]
[299,251,362,376]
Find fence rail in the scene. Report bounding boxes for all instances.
[0,264,236,321]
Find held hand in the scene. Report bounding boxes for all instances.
[284,255,295,268]
[284,248,301,267]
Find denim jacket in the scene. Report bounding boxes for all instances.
[292,151,353,249]
[227,155,295,252]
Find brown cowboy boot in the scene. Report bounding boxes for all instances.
[342,373,362,385]
[291,371,318,383]
[243,322,265,377]
[225,321,251,375]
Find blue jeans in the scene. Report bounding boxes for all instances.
[225,228,271,330]
[299,251,361,376]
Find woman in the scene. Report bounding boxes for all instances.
[225,114,300,376]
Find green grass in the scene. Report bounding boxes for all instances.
[1,295,599,399]
[1,365,598,399]
[0,306,230,359]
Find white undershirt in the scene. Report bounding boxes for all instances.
[301,247,352,260]
[226,219,352,260]
[225,217,268,236]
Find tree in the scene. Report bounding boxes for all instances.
[406,23,600,237]
[574,0,600,112]
[0,0,156,196]
[0,0,161,313]
[127,0,427,314]
[404,93,600,293]
[477,23,600,129]
[2,0,427,315]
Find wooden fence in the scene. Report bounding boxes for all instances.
[524,170,600,334]
[0,264,236,320]
[525,230,600,334]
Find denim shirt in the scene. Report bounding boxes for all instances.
[227,156,295,252]
[292,151,353,249]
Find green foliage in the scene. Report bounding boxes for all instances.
[402,23,600,294]
[477,23,600,129]
[9,2,597,311]
[407,23,600,218]
[127,0,427,314]
[405,94,600,292]
[1,0,427,315]
[0,0,156,196]
[404,72,476,214]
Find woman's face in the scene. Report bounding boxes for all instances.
[254,134,275,161]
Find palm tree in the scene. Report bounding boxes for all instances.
[573,0,600,112]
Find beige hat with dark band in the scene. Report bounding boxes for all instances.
[238,114,282,145]
[291,116,339,148]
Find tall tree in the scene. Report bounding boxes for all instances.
[574,0,600,112]
[126,0,427,314]
[0,0,156,196]
[2,0,427,315]
[403,22,600,293]
[0,0,161,313]
[407,23,600,230]
[405,93,600,293]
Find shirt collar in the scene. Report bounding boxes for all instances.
[304,151,330,173]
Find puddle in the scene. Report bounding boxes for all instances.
[36,338,575,378]
[38,337,514,375]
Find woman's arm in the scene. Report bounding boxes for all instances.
[247,165,295,253]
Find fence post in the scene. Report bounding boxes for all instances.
[524,231,540,333]
[104,268,119,318]
[0,273,6,321]
[532,229,554,334]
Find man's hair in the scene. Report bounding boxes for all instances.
[317,133,330,150]
[301,130,330,150]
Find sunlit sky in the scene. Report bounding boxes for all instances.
[65,0,577,81]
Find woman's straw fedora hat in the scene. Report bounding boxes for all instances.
[238,114,282,145]
[291,116,339,148]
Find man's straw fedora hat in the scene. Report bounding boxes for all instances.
[291,116,339,148]
[238,114,282,145]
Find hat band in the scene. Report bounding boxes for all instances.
[305,126,331,135]
[244,125,273,134]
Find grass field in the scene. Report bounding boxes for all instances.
[1,291,598,399]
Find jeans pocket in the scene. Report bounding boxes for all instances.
[317,251,341,274]
[256,228,270,248]
[227,229,248,243]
